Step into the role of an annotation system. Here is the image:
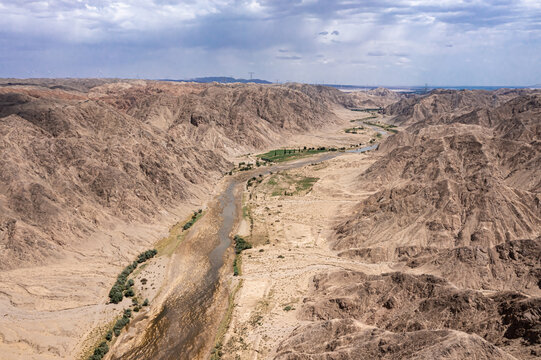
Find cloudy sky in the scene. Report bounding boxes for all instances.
[1,0,540,85]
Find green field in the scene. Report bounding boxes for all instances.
[257,148,327,163]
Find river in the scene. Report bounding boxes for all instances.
[114,145,379,360]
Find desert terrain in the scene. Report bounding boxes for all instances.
[0,80,539,360]
[220,89,540,360]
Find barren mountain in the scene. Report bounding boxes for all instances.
[347,87,403,108]
[335,94,541,260]
[2,82,539,360]
[276,90,541,360]
[384,88,538,126]
[0,80,346,271]
[277,320,517,360]
[278,266,540,359]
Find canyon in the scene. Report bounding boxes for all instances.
[0,79,539,360]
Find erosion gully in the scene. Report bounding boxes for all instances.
[116,148,377,360]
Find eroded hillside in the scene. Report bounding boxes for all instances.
[271,91,540,359]
[0,80,350,270]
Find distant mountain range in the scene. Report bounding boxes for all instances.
[163,76,272,84]
[161,77,538,90]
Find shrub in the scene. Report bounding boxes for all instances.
[233,258,239,276]
[137,249,158,263]
[142,298,149,306]
[88,341,109,360]
[105,330,113,341]
[109,287,123,304]
[233,235,252,254]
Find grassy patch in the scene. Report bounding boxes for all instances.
[295,177,319,192]
[266,173,319,197]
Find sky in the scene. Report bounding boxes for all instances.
[1,0,540,86]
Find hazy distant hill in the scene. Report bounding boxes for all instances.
[165,76,272,84]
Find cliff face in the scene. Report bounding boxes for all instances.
[0,80,343,270]
[335,93,541,259]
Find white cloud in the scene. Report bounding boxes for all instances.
[0,0,540,85]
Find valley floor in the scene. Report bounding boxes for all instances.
[222,151,393,359]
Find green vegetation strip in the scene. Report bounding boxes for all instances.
[350,107,382,112]
[108,249,158,304]
[257,147,328,163]
[90,208,205,359]
[183,209,203,230]
[210,235,253,359]
[88,341,109,360]
[345,126,364,134]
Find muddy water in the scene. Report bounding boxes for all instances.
[119,150,374,360]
